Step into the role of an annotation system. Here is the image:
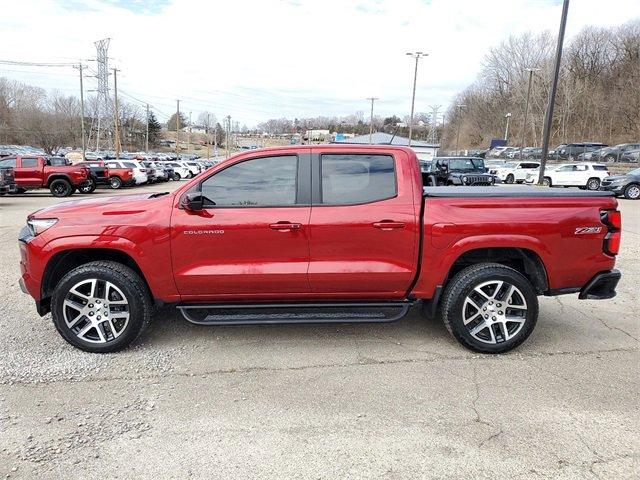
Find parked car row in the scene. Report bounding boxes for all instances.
[486,142,640,163]
[0,155,218,197]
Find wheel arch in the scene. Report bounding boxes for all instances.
[46,174,72,187]
[40,247,152,314]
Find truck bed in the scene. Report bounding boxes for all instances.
[423,186,614,197]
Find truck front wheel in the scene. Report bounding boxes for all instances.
[50,261,152,353]
[49,179,74,197]
[440,263,538,354]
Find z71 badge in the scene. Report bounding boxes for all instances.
[574,227,602,234]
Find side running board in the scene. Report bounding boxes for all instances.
[177,302,413,326]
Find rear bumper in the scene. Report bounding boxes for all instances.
[578,270,621,300]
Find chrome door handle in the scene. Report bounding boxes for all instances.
[269,222,301,231]
[373,221,405,230]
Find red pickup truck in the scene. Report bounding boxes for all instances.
[18,145,622,353]
[0,156,90,197]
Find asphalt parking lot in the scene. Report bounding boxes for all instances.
[0,183,638,479]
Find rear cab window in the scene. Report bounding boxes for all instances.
[319,154,396,205]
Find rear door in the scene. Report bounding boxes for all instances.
[307,149,420,297]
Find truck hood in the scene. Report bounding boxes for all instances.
[30,192,171,219]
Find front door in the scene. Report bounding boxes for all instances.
[171,150,312,300]
[307,149,420,297]
[17,157,42,187]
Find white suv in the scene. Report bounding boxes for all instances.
[492,161,540,184]
[525,163,609,190]
[106,160,149,185]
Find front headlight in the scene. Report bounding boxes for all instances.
[608,178,624,184]
[462,176,468,183]
[27,218,58,236]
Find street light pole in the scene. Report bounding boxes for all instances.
[538,0,570,185]
[406,52,428,146]
[504,113,512,141]
[77,63,86,160]
[367,97,378,144]
[520,68,539,160]
[455,104,466,154]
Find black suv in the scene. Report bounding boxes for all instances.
[421,157,495,186]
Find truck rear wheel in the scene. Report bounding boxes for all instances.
[440,263,538,354]
[50,261,152,353]
[49,178,73,197]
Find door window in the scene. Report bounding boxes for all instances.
[200,155,298,207]
[320,154,396,205]
[0,158,16,168]
[21,158,38,168]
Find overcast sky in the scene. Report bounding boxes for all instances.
[1,0,638,126]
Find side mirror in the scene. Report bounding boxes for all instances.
[180,192,203,211]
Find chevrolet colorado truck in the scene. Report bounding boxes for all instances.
[0,156,90,197]
[18,145,622,353]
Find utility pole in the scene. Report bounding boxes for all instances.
[112,68,121,160]
[520,68,539,160]
[76,63,86,160]
[145,103,150,153]
[188,111,192,153]
[367,97,378,144]
[406,51,428,146]
[226,115,232,158]
[175,100,180,159]
[538,0,570,185]
[206,113,210,158]
[455,104,466,154]
[504,113,512,141]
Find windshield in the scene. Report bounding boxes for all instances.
[448,159,485,171]
[628,168,640,176]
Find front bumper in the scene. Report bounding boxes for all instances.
[579,270,621,300]
[600,183,626,194]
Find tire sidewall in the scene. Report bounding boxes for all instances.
[587,178,600,190]
[50,179,72,197]
[51,265,147,353]
[110,177,122,189]
[624,184,640,199]
[444,266,539,353]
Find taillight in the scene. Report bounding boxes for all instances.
[601,210,621,256]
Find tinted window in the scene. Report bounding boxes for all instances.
[448,158,483,170]
[556,165,575,172]
[0,158,16,168]
[320,154,396,205]
[123,162,137,168]
[22,158,38,168]
[592,165,608,171]
[200,155,297,207]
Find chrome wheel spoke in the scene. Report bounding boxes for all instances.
[63,278,130,344]
[463,279,528,345]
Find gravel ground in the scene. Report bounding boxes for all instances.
[0,181,638,479]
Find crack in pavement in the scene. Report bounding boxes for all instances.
[563,301,639,342]
[1,346,637,387]
[470,362,505,448]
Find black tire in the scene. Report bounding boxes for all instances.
[542,176,552,187]
[604,154,616,162]
[78,179,96,194]
[440,263,539,354]
[15,187,27,194]
[51,261,152,353]
[586,178,601,190]
[109,176,123,189]
[623,183,640,200]
[49,178,73,197]
[505,174,515,184]
[173,172,181,181]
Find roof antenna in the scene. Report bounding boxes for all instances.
[388,125,400,145]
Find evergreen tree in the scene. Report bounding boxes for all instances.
[147,110,162,146]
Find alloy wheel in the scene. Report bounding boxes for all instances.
[462,280,528,344]
[587,179,600,190]
[626,185,640,199]
[62,278,130,344]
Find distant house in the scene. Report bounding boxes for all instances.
[332,132,439,162]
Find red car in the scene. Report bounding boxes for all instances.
[79,160,135,189]
[18,145,621,353]
[0,156,90,197]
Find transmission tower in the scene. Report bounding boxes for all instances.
[94,38,112,151]
[427,105,441,144]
